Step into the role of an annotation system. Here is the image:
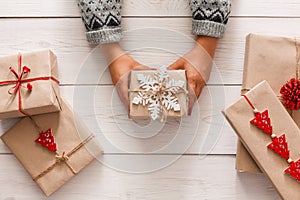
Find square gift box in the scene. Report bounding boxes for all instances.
[129,68,188,120]
[224,81,300,199]
[238,34,300,172]
[1,98,103,196]
[0,50,61,119]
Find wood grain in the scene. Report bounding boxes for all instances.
[0,85,241,155]
[1,18,300,85]
[0,154,279,200]
[1,0,300,17]
[0,0,294,198]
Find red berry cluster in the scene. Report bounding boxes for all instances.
[280,78,300,110]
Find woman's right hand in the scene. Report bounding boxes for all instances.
[101,43,149,110]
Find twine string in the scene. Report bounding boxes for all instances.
[131,79,188,120]
[33,135,95,182]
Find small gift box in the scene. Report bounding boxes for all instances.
[0,50,61,119]
[237,34,300,173]
[1,98,103,196]
[129,67,188,120]
[224,81,300,199]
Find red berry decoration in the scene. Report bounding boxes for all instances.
[285,159,300,182]
[27,83,32,91]
[267,134,290,159]
[250,110,272,135]
[280,78,300,110]
[35,128,57,152]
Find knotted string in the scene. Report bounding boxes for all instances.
[0,53,60,116]
[33,135,95,182]
[130,78,188,120]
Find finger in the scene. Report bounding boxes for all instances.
[132,63,158,71]
[197,81,206,98]
[115,71,130,112]
[194,82,201,99]
[189,80,207,115]
[168,58,185,70]
[187,82,197,116]
[133,64,151,70]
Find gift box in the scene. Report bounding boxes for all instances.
[237,34,300,173]
[129,68,188,120]
[224,81,300,199]
[0,50,61,119]
[1,98,103,196]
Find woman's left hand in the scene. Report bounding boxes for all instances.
[168,36,218,115]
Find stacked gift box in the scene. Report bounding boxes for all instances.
[0,50,102,196]
[224,34,300,199]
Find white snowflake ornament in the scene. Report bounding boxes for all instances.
[132,66,186,120]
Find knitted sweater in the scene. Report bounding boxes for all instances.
[77,0,231,44]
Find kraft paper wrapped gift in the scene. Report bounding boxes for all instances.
[224,81,300,200]
[0,50,61,119]
[1,98,103,196]
[129,69,188,120]
[237,33,300,173]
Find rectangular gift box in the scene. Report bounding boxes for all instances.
[237,33,300,173]
[0,50,61,119]
[129,69,188,120]
[1,98,103,196]
[224,81,300,199]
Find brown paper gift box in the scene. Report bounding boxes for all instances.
[1,98,103,196]
[238,33,300,173]
[224,81,300,199]
[0,50,61,119]
[129,70,188,119]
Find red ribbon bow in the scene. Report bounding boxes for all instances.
[8,65,33,94]
[0,53,59,116]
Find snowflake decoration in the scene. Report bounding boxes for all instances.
[132,66,185,120]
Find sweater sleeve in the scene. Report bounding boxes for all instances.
[190,0,231,38]
[77,0,122,44]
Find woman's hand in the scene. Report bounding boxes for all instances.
[168,36,218,115]
[101,43,149,110]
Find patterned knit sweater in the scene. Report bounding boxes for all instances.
[77,0,231,44]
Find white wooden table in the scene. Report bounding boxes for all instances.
[1,0,298,199]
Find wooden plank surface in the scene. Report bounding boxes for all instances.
[1,0,300,17]
[0,0,295,198]
[0,85,241,155]
[1,18,300,85]
[0,154,280,200]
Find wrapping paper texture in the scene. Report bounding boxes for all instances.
[238,34,300,172]
[129,70,188,119]
[1,98,103,196]
[0,50,61,119]
[224,81,300,199]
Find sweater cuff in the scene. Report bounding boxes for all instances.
[192,20,226,38]
[86,27,122,44]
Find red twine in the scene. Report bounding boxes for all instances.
[280,78,300,110]
[0,53,59,116]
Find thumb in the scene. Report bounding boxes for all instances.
[168,58,185,70]
[133,63,153,70]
